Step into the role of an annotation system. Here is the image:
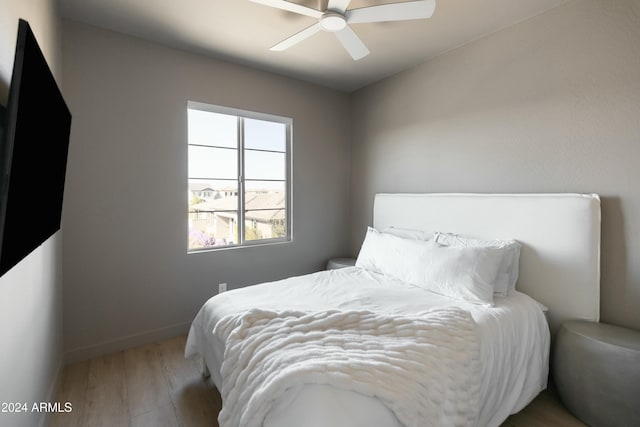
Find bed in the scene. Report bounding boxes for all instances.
[185,193,601,427]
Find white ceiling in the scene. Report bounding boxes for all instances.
[59,0,570,92]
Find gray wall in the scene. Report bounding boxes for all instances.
[350,0,640,331]
[0,2,64,427]
[61,21,351,361]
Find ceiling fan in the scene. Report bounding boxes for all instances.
[249,0,436,60]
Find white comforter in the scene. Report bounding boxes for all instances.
[185,266,550,427]
[215,307,481,427]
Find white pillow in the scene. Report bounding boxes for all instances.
[414,242,505,305]
[356,227,503,305]
[356,227,429,276]
[381,226,434,241]
[435,232,521,297]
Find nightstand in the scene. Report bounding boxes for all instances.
[553,320,640,427]
[326,257,356,270]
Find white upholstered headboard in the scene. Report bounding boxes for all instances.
[373,193,601,334]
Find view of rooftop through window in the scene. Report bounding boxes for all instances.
[187,103,291,251]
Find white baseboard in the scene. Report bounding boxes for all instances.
[64,321,192,364]
[37,356,65,427]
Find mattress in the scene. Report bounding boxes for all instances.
[185,266,550,427]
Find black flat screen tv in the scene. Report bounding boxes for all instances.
[0,19,72,277]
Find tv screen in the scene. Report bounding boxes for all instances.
[0,19,72,277]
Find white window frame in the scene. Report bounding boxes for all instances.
[187,100,293,252]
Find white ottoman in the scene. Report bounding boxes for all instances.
[553,320,640,427]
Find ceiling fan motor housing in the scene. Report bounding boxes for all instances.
[320,12,347,32]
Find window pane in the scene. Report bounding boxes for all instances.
[188,146,237,179]
[245,150,285,180]
[188,179,238,203]
[188,181,239,249]
[188,109,237,148]
[244,118,286,152]
[244,188,286,211]
[244,210,286,241]
[244,188,286,241]
[245,180,285,193]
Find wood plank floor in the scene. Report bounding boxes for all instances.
[50,334,586,427]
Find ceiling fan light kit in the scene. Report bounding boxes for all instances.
[249,0,436,60]
[320,12,347,32]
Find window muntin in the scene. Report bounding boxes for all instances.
[187,102,292,251]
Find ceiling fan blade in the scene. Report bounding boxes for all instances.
[249,0,323,19]
[347,0,436,24]
[328,0,352,13]
[270,22,323,51]
[334,26,370,60]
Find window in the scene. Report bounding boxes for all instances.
[187,101,292,251]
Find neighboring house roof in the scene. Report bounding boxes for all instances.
[192,196,237,211]
[190,192,285,221]
[189,183,215,192]
[189,183,239,193]
[245,210,284,221]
